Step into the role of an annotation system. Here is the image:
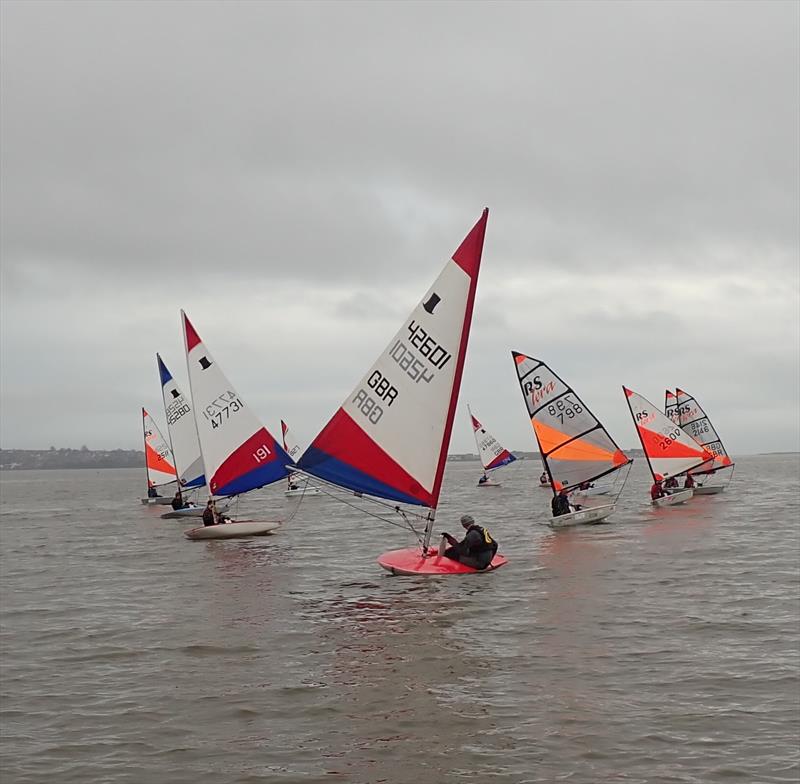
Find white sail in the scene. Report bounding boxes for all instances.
[298,210,488,510]
[157,354,205,489]
[182,311,292,498]
[468,405,516,473]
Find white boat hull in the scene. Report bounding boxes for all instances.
[571,484,612,501]
[184,520,281,540]
[285,486,320,497]
[477,480,502,487]
[549,504,615,528]
[693,485,725,495]
[160,506,203,519]
[653,489,694,507]
[141,497,173,505]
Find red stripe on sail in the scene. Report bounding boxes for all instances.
[312,409,434,506]
[146,443,176,475]
[211,429,281,492]
[637,426,709,461]
[452,208,488,277]
[183,312,202,352]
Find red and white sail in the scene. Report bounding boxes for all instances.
[675,388,734,472]
[142,407,177,488]
[182,311,292,498]
[298,210,488,508]
[623,387,712,480]
[468,405,516,473]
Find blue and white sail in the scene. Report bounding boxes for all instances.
[157,353,205,489]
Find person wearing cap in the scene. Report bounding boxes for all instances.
[438,514,498,570]
[651,476,667,500]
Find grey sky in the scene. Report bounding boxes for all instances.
[2,0,798,456]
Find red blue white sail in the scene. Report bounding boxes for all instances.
[157,353,205,489]
[298,210,488,507]
[182,312,293,498]
[468,405,516,472]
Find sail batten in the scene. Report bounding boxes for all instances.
[513,352,631,490]
[298,210,489,510]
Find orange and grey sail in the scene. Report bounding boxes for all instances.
[674,388,734,473]
[512,352,631,491]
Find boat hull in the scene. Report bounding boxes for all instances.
[477,480,502,487]
[653,489,694,507]
[141,497,173,505]
[377,547,508,576]
[549,504,615,528]
[570,485,612,501]
[285,486,320,497]
[693,485,725,495]
[160,506,203,519]
[184,520,281,540]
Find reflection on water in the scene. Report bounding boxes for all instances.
[1,455,798,783]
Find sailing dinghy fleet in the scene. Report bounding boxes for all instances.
[138,207,734,569]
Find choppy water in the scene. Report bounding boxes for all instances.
[1,454,798,783]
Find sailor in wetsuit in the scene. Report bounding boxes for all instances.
[147,483,160,498]
[202,499,229,526]
[683,473,695,489]
[438,514,498,570]
[171,491,190,510]
[551,487,573,517]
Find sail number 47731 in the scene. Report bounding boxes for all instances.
[202,391,243,429]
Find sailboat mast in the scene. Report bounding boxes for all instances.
[141,407,149,491]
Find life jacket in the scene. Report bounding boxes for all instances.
[466,524,497,554]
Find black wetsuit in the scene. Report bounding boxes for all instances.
[551,494,571,517]
[444,525,498,570]
[202,507,216,526]
[171,496,187,511]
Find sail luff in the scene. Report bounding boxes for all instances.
[429,208,487,509]
[675,387,734,471]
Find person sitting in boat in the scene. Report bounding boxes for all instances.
[683,473,695,489]
[650,477,667,500]
[578,481,593,491]
[438,515,498,570]
[539,472,548,485]
[202,499,229,526]
[551,487,574,517]
[147,482,160,498]
[478,474,488,485]
[664,476,679,489]
[171,490,191,511]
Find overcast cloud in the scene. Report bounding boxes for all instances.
[1,0,798,456]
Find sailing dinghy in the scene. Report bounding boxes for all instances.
[297,209,507,575]
[468,405,516,487]
[624,386,712,507]
[181,312,294,540]
[156,354,216,519]
[670,388,734,494]
[281,421,320,497]
[140,408,177,504]
[512,352,632,527]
